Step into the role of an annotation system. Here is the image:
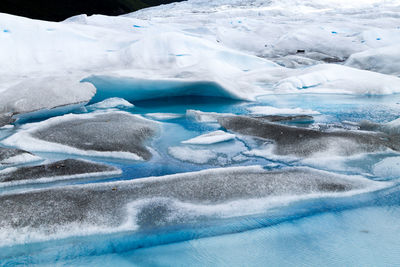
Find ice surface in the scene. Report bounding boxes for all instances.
[0,166,386,247]
[2,0,399,103]
[186,109,234,123]
[182,130,236,145]
[145,113,183,120]
[373,157,400,179]
[346,45,400,76]
[219,115,400,157]
[0,159,121,187]
[87,97,134,109]
[2,111,159,160]
[0,147,40,166]
[274,64,400,95]
[0,77,95,115]
[168,146,218,164]
[248,106,320,115]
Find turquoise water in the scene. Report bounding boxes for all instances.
[1,93,400,266]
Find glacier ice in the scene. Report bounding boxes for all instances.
[181,130,236,145]
[0,159,121,187]
[0,166,387,247]
[0,147,40,166]
[219,115,400,157]
[2,111,159,160]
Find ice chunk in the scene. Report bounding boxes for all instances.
[274,64,400,95]
[219,115,400,158]
[168,146,217,164]
[186,109,234,123]
[0,77,95,117]
[248,106,320,115]
[0,147,40,166]
[0,159,121,187]
[87,97,134,109]
[2,111,159,160]
[145,113,183,120]
[182,130,235,145]
[0,166,387,247]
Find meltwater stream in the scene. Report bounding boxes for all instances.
[0,94,400,266]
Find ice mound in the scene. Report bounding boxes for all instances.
[87,97,134,109]
[274,64,400,95]
[0,159,121,187]
[219,116,400,158]
[168,146,217,164]
[0,166,386,246]
[346,45,400,76]
[2,111,159,160]
[0,77,96,123]
[248,106,320,116]
[182,130,236,145]
[186,109,234,123]
[0,147,40,166]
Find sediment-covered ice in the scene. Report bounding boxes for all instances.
[219,115,400,158]
[0,159,121,187]
[182,130,236,145]
[0,166,387,246]
[1,111,159,160]
[0,147,40,166]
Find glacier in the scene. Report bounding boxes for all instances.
[1,0,400,265]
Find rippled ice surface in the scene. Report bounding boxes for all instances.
[1,93,400,266]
